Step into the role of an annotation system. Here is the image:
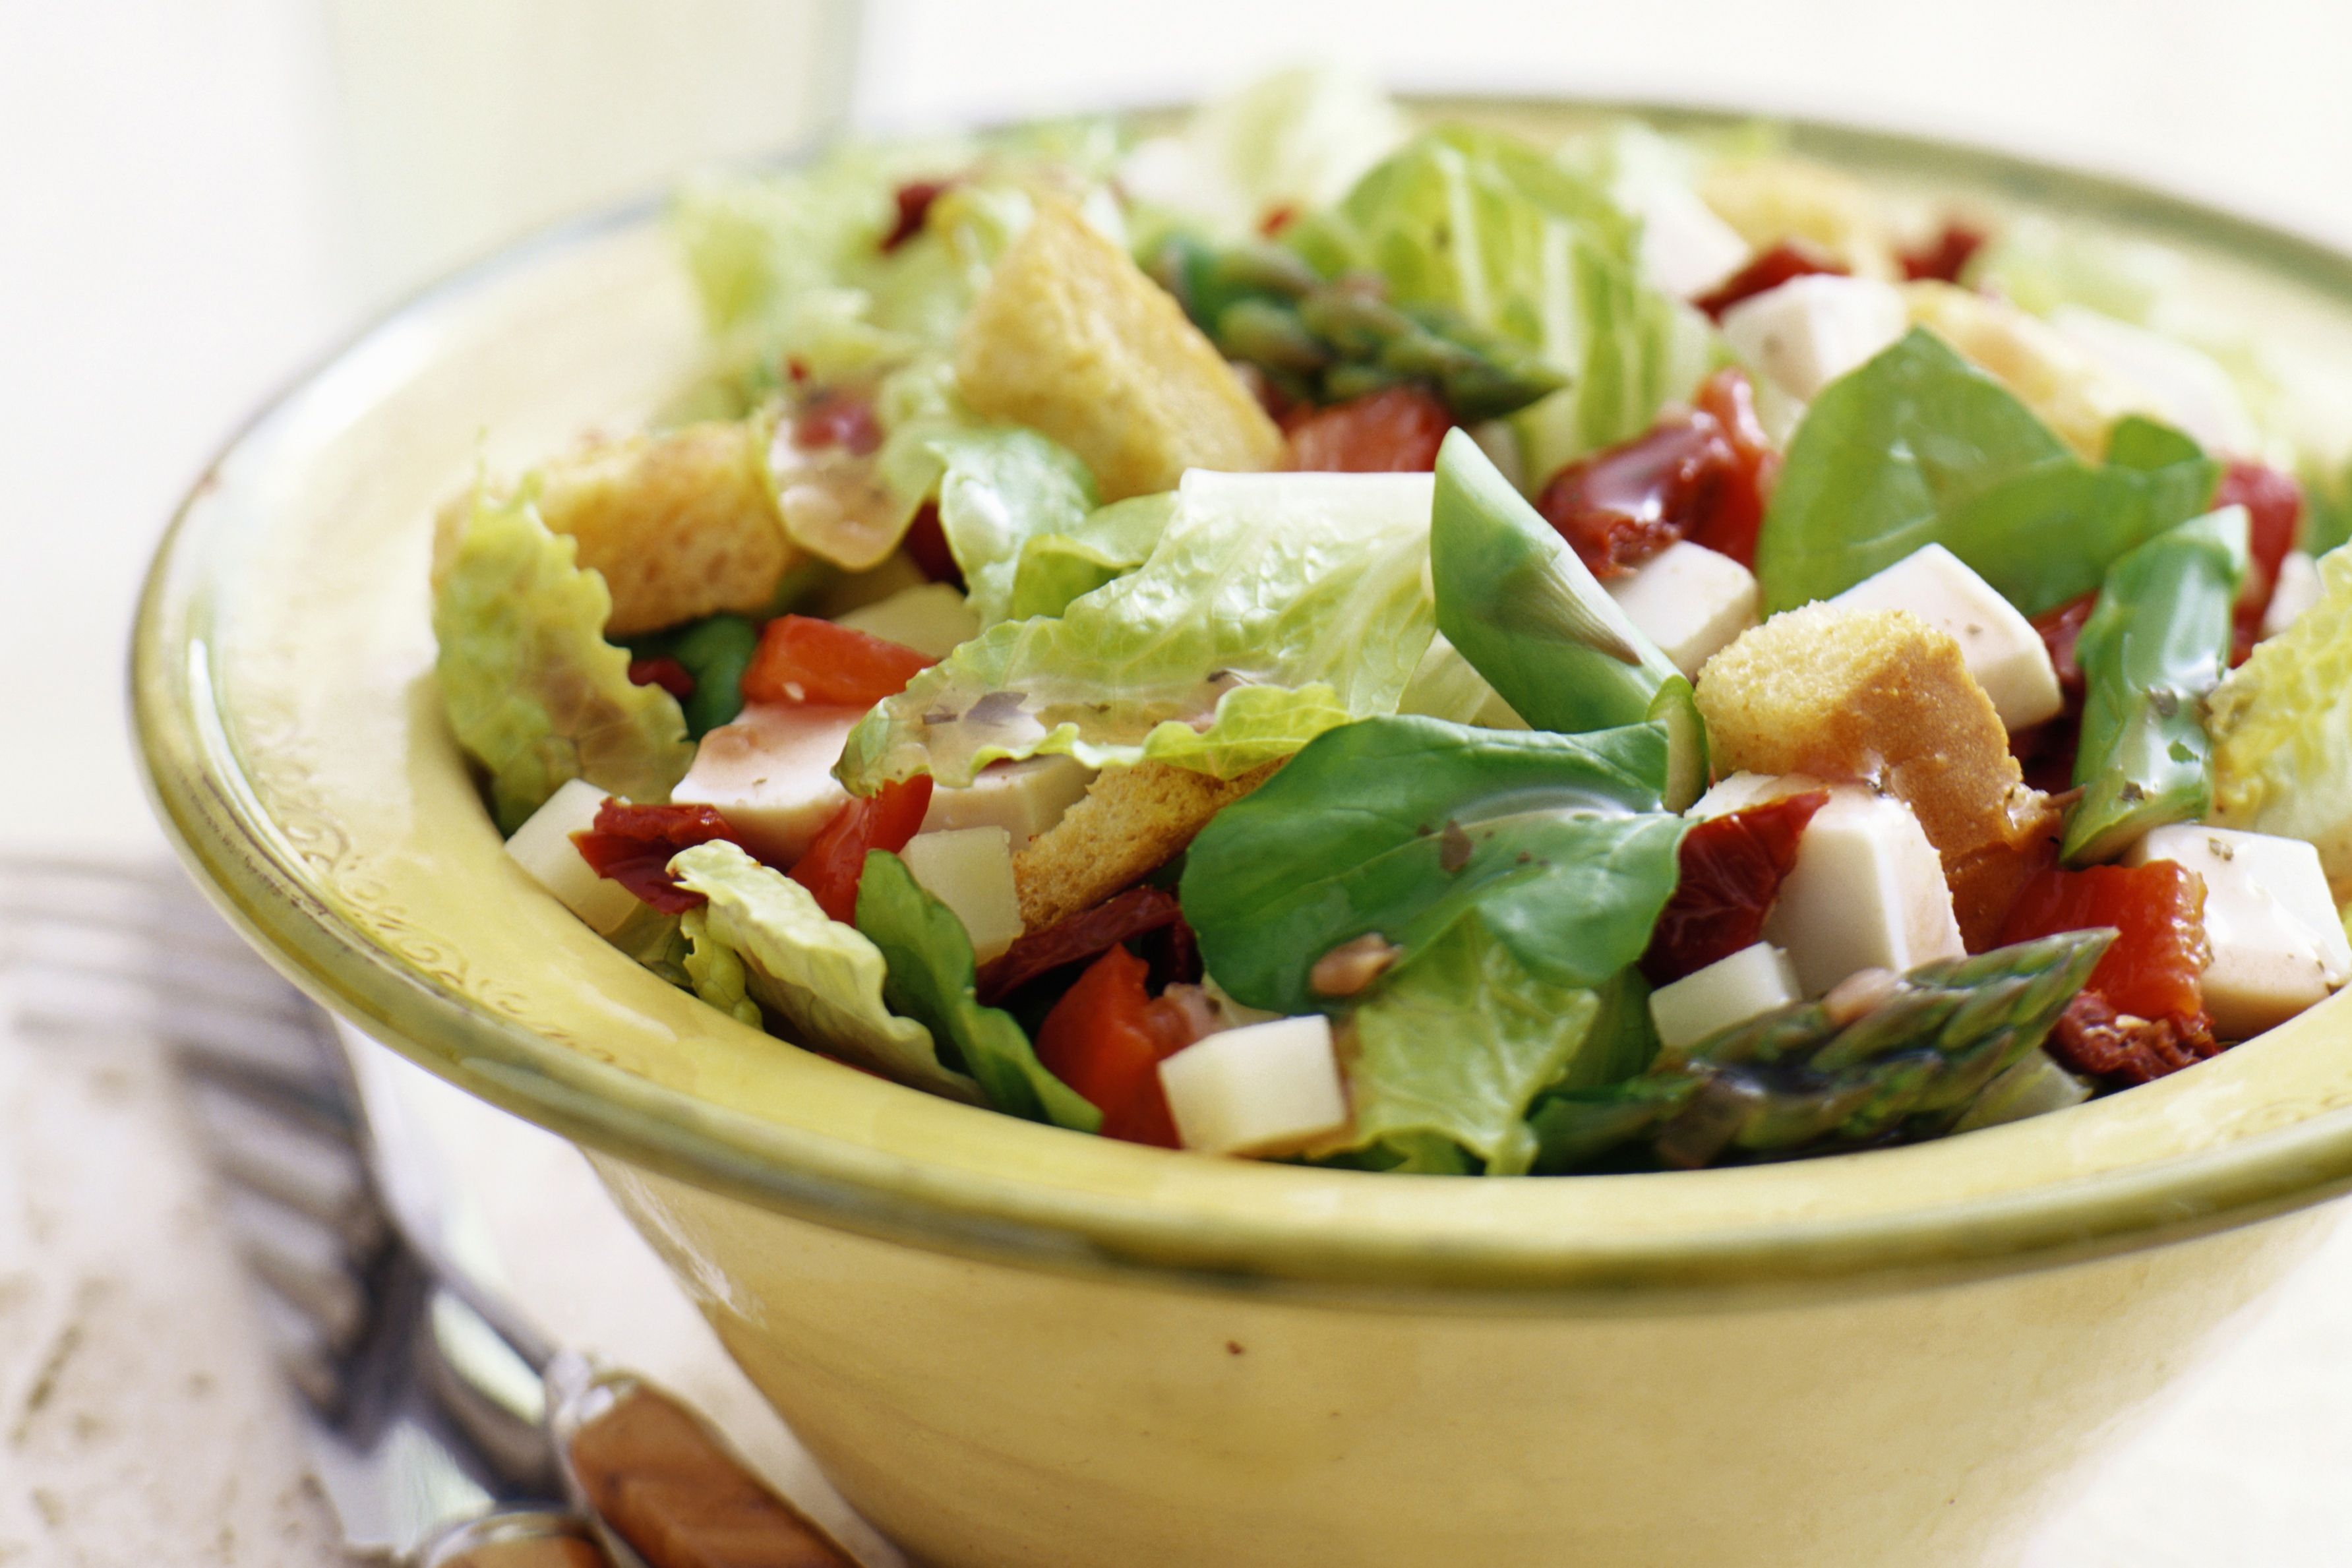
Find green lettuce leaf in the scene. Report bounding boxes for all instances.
[433,491,694,832]
[1121,65,1407,243]
[1288,125,1719,484]
[1346,915,1602,1176]
[853,851,1099,1130]
[668,841,978,1101]
[888,426,1101,626]
[679,907,762,1027]
[1005,493,1174,622]
[837,470,1439,791]
[2211,543,2352,897]
[1180,715,1688,1016]
[1755,329,2219,615]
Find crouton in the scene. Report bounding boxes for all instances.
[1012,760,1278,932]
[1904,282,2146,461]
[955,202,1285,501]
[434,420,800,637]
[1695,604,2059,948]
[1699,155,1900,280]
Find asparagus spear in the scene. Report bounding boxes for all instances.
[1528,930,2113,1172]
[2064,506,2250,864]
[1150,235,1566,422]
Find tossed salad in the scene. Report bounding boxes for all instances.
[436,71,2352,1174]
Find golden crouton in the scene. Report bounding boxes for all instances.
[955,202,1284,501]
[433,420,799,637]
[1696,605,2058,948]
[1904,282,2146,460]
[1699,155,1900,280]
[1013,760,1277,932]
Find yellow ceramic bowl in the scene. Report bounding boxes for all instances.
[136,100,2352,1567]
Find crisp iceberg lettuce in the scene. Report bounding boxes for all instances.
[679,907,762,1027]
[2210,544,2352,899]
[668,841,979,1100]
[1004,493,1174,622]
[1346,916,1602,1176]
[432,489,694,832]
[1288,125,1720,486]
[890,425,1099,626]
[837,470,1439,791]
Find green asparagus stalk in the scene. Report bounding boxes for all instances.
[1150,235,1565,422]
[1528,930,2113,1172]
[2064,506,2250,864]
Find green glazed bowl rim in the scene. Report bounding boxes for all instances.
[134,95,2352,1306]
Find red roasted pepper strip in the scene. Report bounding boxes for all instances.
[1641,793,1828,986]
[1693,240,1847,320]
[1033,944,1196,1147]
[1994,860,2210,1023]
[572,800,745,913]
[2217,460,2303,663]
[1284,384,1453,473]
[742,616,935,709]
[788,777,934,924]
[975,886,1186,1006]
[1898,223,1987,284]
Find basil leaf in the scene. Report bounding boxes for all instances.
[1347,915,1602,1176]
[854,851,1099,1131]
[1180,715,1688,1015]
[1756,330,2218,616]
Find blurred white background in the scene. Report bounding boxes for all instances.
[6,3,2352,1562]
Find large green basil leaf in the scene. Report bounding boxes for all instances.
[1755,328,2218,615]
[1180,715,1688,1015]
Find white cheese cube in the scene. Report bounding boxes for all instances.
[920,754,1097,849]
[2050,305,2258,458]
[1649,943,1803,1052]
[1762,785,1967,996]
[1631,182,1752,299]
[899,827,1024,963]
[669,702,864,866]
[2262,551,2323,640]
[504,777,639,934]
[1604,540,1761,680]
[1830,544,2063,731]
[2124,824,2352,1039]
[1159,1015,1350,1157]
[832,582,982,659]
[1720,275,1908,402]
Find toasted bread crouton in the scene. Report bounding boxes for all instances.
[1699,156,1899,280]
[433,420,799,637]
[1696,604,2059,948]
[1903,282,2147,461]
[955,202,1284,501]
[1012,760,1278,932]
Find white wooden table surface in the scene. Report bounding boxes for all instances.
[7,3,2352,1561]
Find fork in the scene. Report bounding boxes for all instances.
[0,856,865,1567]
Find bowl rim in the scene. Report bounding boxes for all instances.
[133,93,2352,1306]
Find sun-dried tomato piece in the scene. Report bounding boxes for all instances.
[627,656,696,702]
[2012,592,2098,793]
[787,776,934,926]
[976,886,1186,1005]
[1899,222,1987,284]
[1641,792,1830,986]
[1258,203,1299,239]
[2033,593,2098,701]
[1034,944,1200,1147]
[572,800,746,913]
[741,615,935,708]
[1535,368,1775,578]
[2044,991,2221,1086]
[881,178,955,253]
[897,500,964,589]
[1284,384,1453,473]
[2217,460,2304,662]
[1693,240,1848,320]
[792,389,884,456]
[1995,859,2210,1022]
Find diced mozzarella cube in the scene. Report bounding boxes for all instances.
[669,702,864,866]
[832,582,982,659]
[2124,824,2352,1039]
[1649,942,1803,1052]
[504,777,639,934]
[1630,181,1752,299]
[1159,1015,1350,1157]
[2049,306,2258,458]
[1762,785,1966,996]
[1604,541,1760,680]
[2262,551,2323,640]
[1720,276,1908,402]
[920,755,1097,848]
[899,827,1024,963]
[1830,544,2063,731]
